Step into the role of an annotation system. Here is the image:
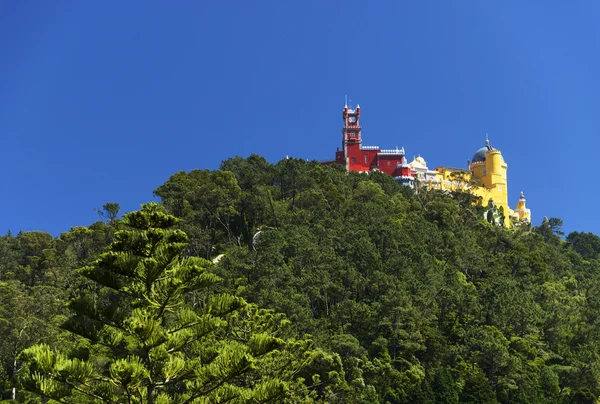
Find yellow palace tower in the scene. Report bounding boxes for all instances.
[466,139,530,226]
[468,139,510,219]
[419,138,531,227]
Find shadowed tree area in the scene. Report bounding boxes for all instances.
[15,203,339,403]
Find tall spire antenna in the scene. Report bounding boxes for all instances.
[345,95,348,108]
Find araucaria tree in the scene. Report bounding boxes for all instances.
[18,203,315,403]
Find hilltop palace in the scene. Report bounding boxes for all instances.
[322,104,531,227]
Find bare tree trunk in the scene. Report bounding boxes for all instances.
[13,327,26,401]
[12,356,16,400]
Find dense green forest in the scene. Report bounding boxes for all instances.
[2,155,600,403]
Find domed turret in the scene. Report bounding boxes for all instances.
[466,137,510,225]
[516,191,526,210]
[409,155,427,169]
[514,191,531,223]
[472,147,488,163]
[471,139,494,163]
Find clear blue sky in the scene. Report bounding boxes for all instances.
[1,1,599,236]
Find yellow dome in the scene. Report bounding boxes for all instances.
[409,156,427,169]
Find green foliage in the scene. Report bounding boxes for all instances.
[95,202,121,226]
[17,203,324,403]
[155,155,600,403]
[0,221,114,401]
[566,231,600,260]
[5,155,600,403]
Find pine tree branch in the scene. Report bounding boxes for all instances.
[180,364,253,404]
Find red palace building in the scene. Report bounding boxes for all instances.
[323,104,413,186]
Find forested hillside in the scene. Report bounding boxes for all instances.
[2,155,600,403]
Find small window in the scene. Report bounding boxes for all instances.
[364,155,368,163]
[351,158,356,163]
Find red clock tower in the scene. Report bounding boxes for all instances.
[325,103,412,182]
[335,104,376,171]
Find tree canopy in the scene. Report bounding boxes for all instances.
[15,203,335,403]
[1,155,600,403]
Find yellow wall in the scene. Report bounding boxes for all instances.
[427,147,513,227]
[415,143,531,227]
